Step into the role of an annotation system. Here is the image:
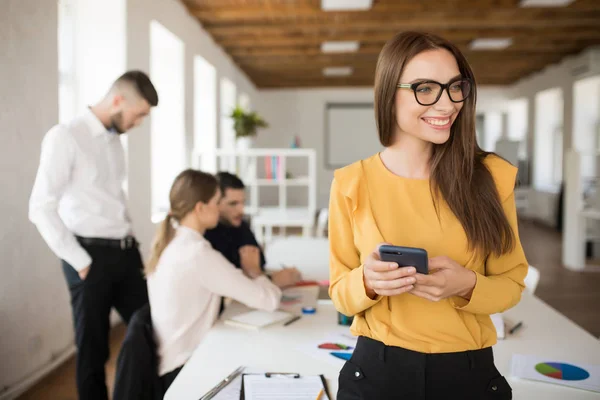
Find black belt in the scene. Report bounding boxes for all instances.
[76,235,138,250]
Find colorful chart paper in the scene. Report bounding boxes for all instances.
[331,352,352,361]
[298,332,357,367]
[318,343,354,350]
[511,354,600,393]
[535,362,590,381]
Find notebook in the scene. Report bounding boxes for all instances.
[240,374,330,400]
[224,310,293,330]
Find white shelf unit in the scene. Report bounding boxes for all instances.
[192,148,317,245]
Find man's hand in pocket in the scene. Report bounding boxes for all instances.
[78,265,90,280]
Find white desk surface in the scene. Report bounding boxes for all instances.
[165,293,600,400]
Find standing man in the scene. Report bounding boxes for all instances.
[29,71,158,400]
[205,172,302,289]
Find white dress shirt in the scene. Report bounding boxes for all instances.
[29,109,132,271]
[147,226,282,376]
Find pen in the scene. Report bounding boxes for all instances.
[200,365,244,400]
[509,321,523,334]
[315,388,324,400]
[284,315,301,326]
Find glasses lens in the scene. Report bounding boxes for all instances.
[415,82,443,105]
[448,79,471,102]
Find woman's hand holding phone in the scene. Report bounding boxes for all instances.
[363,243,417,299]
[411,256,476,302]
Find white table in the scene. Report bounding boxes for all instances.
[166,294,600,400]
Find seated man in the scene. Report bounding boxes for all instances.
[205,172,301,288]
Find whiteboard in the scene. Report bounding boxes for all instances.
[325,103,383,168]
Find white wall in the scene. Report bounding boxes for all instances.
[257,88,371,208]
[257,86,510,208]
[0,0,75,397]
[0,0,258,397]
[476,86,512,113]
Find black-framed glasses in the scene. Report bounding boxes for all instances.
[397,78,473,106]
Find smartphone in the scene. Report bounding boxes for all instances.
[379,245,428,274]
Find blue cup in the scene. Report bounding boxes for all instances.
[338,312,354,326]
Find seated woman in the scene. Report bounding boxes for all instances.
[145,169,282,392]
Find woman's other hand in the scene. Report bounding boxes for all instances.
[411,256,476,302]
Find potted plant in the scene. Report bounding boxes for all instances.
[230,105,268,150]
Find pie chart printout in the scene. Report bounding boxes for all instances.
[535,362,591,381]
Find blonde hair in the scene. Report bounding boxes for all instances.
[145,169,218,275]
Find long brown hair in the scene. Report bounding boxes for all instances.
[374,31,514,259]
[145,169,218,275]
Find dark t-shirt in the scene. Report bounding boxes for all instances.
[204,220,266,271]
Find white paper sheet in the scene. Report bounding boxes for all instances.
[297,331,358,367]
[510,354,600,393]
[490,313,505,339]
[242,374,329,400]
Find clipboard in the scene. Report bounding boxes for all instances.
[239,372,331,400]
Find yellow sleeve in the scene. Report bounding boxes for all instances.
[451,161,528,315]
[328,177,383,316]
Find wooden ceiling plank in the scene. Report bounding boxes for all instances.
[205,15,600,37]
[234,53,558,67]
[227,41,586,58]
[188,3,600,23]
[216,28,600,48]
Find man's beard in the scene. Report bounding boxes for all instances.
[109,112,126,134]
[220,215,242,227]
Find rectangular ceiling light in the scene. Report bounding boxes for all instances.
[321,0,373,11]
[321,41,360,53]
[469,38,513,50]
[323,67,353,77]
[519,0,575,6]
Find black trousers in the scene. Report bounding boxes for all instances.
[338,336,512,400]
[160,365,183,394]
[62,241,149,400]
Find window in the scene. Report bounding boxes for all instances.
[574,76,600,179]
[150,21,185,220]
[553,124,563,185]
[220,77,237,150]
[59,0,128,190]
[219,77,237,171]
[58,0,76,124]
[533,87,563,191]
[239,92,251,111]
[482,112,502,152]
[507,97,529,160]
[475,114,485,146]
[194,56,217,172]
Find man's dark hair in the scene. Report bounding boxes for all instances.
[216,172,245,194]
[113,70,159,107]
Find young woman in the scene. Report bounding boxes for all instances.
[328,31,528,400]
[145,169,281,391]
